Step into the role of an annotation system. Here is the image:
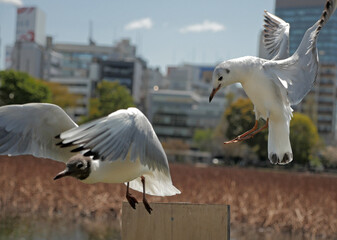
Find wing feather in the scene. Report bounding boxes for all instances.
[263,11,290,60]
[59,108,170,174]
[264,0,337,105]
[0,103,78,162]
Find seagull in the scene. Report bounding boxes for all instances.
[0,103,180,214]
[209,0,337,165]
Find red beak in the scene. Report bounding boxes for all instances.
[209,85,221,102]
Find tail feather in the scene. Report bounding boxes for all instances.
[126,169,181,196]
[268,118,293,165]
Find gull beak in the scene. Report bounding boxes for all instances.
[209,85,221,103]
[54,169,70,180]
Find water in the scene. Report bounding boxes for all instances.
[0,217,325,240]
[0,217,121,240]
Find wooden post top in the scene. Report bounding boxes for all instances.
[122,202,230,240]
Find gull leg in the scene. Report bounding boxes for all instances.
[126,182,138,209]
[141,176,153,214]
[239,119,269,141]
[224,119,269,144]
[224,120,258,144]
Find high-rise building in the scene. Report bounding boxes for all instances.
[44,37,144,120]
[9,7,46,79]
[274,0,337,142]
[147,64,227,142]
[275,0,337,62]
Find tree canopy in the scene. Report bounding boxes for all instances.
[290,112,320,165]
[42,81,79,108]
[223,98,321,165]
[224,98,268,159]
[0,70,51,104]
[82,81,134,122]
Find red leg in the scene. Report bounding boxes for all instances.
[224,120,258,144]
[224,119,269,144]
[141,176,153,214]
[126,182,138,209]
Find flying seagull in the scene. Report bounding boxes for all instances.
[209,0,337,164]
[0,103,180,214]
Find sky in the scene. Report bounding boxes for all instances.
[0,0,275,73]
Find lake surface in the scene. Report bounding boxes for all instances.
[0,217,311,240]
[0,217,121,240]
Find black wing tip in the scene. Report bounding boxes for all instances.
[83,150,101,160]
[55,134,61,139]
[71,146,86,153]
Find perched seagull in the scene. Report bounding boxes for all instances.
[209,0,337,165]
[0,103,180,214]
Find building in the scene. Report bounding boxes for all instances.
[147,64,227,142]
[272,0,337,141]
[43,37,146,120]
[9,7,46,79]
[148,89,225,142]
[99,58,145,106]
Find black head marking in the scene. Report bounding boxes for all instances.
[225,68,230,74]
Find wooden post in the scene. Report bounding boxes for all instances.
[122,202,230,240]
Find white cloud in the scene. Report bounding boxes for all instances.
[125,18,153,31]
[180,20,225,33]
[0,0,23,6]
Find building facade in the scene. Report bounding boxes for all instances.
[274,0,337,142]
[9,7,46,79]
[43,38,143,120]
[148,64,226,142]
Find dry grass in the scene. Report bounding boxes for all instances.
[1,156,337,238]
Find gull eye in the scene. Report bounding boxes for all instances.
[218,76,223,81]
[76,162,84,169]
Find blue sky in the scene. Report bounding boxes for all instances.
[0,0,275,73]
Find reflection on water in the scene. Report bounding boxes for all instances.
[0,217,121,240]
[231,226,305,240]
[0,217,323,240]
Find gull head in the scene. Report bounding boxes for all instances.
[54,154,91,181]
[209,62,233,102]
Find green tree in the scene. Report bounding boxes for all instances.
[82,81,134,122]
[0,70,51,104]
[223,98,321,165]
[193,128,214,151]
[224,98,268,160]
[290,113,320,165]
[42,81,79,108]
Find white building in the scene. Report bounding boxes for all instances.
[148,89,225,142]
[9,7,46,79]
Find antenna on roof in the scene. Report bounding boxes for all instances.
[89,20,95,46]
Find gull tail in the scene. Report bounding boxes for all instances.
[268,118,293,165]
[127,169,181,196]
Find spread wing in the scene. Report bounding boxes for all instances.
[58,107,170,174]
[0,103,78,162]
[263,10,290,60]
[263,0,337,105]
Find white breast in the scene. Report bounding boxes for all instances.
[241,72,285,120]
[82,159,150,184]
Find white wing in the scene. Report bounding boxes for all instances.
[263,0,337,105]
[0,103,78,162]
[263,10,290,60]
[59,107,170,175]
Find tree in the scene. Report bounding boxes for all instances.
[42,81,79,108]
[290,113,320,165]
[82,81,134,122]
[223,98,321,165]
[224,98,268,160]
[193,128,214,151]
[0,70,51,104]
